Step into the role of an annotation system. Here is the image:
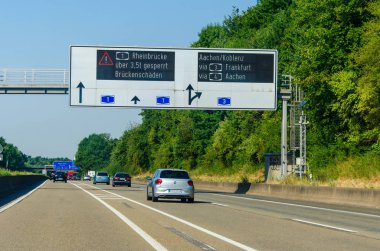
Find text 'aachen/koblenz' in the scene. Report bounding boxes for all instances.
[198,53,245,62]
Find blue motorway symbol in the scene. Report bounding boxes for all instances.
[217,97,231,106]
[156,96,170,105]
[101,95,115,104]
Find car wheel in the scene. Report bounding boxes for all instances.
[128,184,131,187]
[112,184,115,187]
[146,189,152,200]
[188,198,194,203]
[107,182,110,185]
[181,198,186,203]
[152,189,158,202]
[93,182,96,184]
[65,180,67,183]
[53,180,55,183]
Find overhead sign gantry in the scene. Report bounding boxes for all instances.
[70,46,277,110]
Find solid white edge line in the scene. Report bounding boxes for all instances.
[208,193,380,219]
[292,219,358,233]
[0,180,48,213]
[70,182,168,251]
[83,183,257,251]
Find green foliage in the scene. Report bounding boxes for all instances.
[74,133,115,174]
[80,0,380,183]
[0,137,27,169]
[202,111,281,171]
[0,169,34,176]
[353,0,380,146]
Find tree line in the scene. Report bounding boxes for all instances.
[75,0,380,181]
[0,137,70,170]
[4,0,380,181]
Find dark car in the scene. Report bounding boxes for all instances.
[112,172,131,187]
[53,171,67,183]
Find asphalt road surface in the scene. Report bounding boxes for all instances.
[0,180,379,251]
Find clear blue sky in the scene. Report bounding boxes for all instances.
[0,0,256,159]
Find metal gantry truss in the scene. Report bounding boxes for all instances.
[0,69,69,94]
[280,75,309,177]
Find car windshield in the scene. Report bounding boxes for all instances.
[97,172,108,176]
[160,170,189,179]
[116,173,130,178]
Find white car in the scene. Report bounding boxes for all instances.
[83,175,91,181]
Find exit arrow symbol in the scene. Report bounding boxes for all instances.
[131,96,140,104]
[186,84,202,105]
[76,82,85,104]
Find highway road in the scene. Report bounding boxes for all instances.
[0,180,379,251]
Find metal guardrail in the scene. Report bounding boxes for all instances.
[0,69,69,94]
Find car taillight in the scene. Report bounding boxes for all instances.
[126,177,131,181]
[155,179,162,185]
[188,180,194,186]
[114,177,119,180]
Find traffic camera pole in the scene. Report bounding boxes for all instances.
[279,89,291,178]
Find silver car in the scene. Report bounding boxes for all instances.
[146,169,194,203]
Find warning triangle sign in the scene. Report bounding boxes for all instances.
[98,51,114,66]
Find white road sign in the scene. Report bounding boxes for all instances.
[70,46,278,110]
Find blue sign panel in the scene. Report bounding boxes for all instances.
[156,96,170,105]
[101,95,115,104]
[217,97,231,106]
[53,161,73,170]
[71,165,81,170]
[53,161,80,170]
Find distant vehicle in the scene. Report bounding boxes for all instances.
[88,170,95,178]
[67,171,75,180]
[83,175,91,181]
[93,171,110,185]
[53,171,67,183]
[112,172,131,187]
[71,173,81,180]
[48,171,56,180]
[146,169,194,203]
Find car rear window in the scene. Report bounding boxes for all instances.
[160,170,189,179]
[97,172,108,176]
[116,173,130,178]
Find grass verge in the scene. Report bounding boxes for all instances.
[0,169,35,176]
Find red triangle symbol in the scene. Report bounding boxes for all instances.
[98,51,114,66]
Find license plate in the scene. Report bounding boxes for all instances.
[120,178,125,181]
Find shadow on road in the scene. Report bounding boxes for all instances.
[0,180,45,209]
